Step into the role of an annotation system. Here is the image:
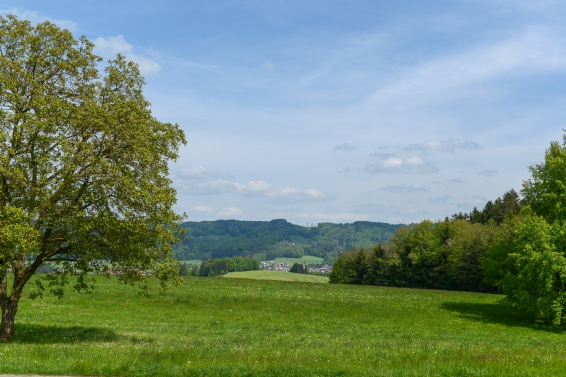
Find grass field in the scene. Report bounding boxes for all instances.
[178,260,202,265]
[224,270,329,283]
[1,276,566,376]
[271,255,325,265]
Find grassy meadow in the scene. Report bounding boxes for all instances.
[178,260,202,265]
[0,276,565,376]
[271,256,325,265]
[224,269,329,283]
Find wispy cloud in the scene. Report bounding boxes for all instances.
[93,35,161,75]
[428,195,452,204]
[262,60,276,69]
[380,184,428,193]
[333,143,358,151]
[192,205,214,214]
[178,166,233,181]
[457,195,488,210]
[298,212,371,222]
[1,8,78,31]
[366,26,566,111]
[404,138,481,154]
[219,207,243,217]
[479,170,498,177]
[19,0,566,225]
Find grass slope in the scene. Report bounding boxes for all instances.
[1,276,566,376]
[178,259,202,265]
[271,256,325,265]
[224,270,329,283]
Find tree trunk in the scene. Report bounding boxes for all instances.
[0,298,19,342]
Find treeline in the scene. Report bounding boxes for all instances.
[174,219,401,263]
[289,263,308,274]
[331,135,566,325]
[330,190,521,292]
[196,257,259,277]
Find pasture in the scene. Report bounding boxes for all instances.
[224,269,329,283]
[271,255,325,265]
[0,276,565,376]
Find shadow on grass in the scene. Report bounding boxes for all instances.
[441,301,564,334]
[14,323,119,344]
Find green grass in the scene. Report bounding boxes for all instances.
[1,276,566,376]
[178,259,202,265]
[224,270,329,283]
[272,255,325,265]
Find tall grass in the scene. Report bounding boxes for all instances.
[0,276,565,376]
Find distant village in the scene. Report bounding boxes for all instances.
[260,261,332,275]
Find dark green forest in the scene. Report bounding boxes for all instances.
[329,189,522,292]
[174,220,401,263]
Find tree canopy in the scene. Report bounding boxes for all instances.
[499,135,566,324]
[522,138,566,223]
[0,15,186,341]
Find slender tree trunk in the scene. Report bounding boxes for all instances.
[0,298,19,342]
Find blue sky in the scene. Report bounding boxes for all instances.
[4,0,566,225]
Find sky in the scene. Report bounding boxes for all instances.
[3,1,566,225]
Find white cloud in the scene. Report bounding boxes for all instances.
[192,206,214,214]
[188,180,272,196]
[187,180,332,202]
[93,35,161,75]
[219,207,243,217]
[305,189,324,198]
[365,155,438,174]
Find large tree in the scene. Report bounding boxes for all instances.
[522,136,566,223]
[0,16,186,341]
[496,135,566,324]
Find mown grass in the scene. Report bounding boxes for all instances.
[178,260,202,265]
[224,270,329,283]
[0,276,565,376]
[272,255,325,265]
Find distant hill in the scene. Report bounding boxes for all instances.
[174,219,402,264]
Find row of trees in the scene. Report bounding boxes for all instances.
[178,263,199,276]
[331,135,566,325]
[197,257,260,277]
[329,217,515,292]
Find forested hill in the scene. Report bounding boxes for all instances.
[174,219,402,263]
